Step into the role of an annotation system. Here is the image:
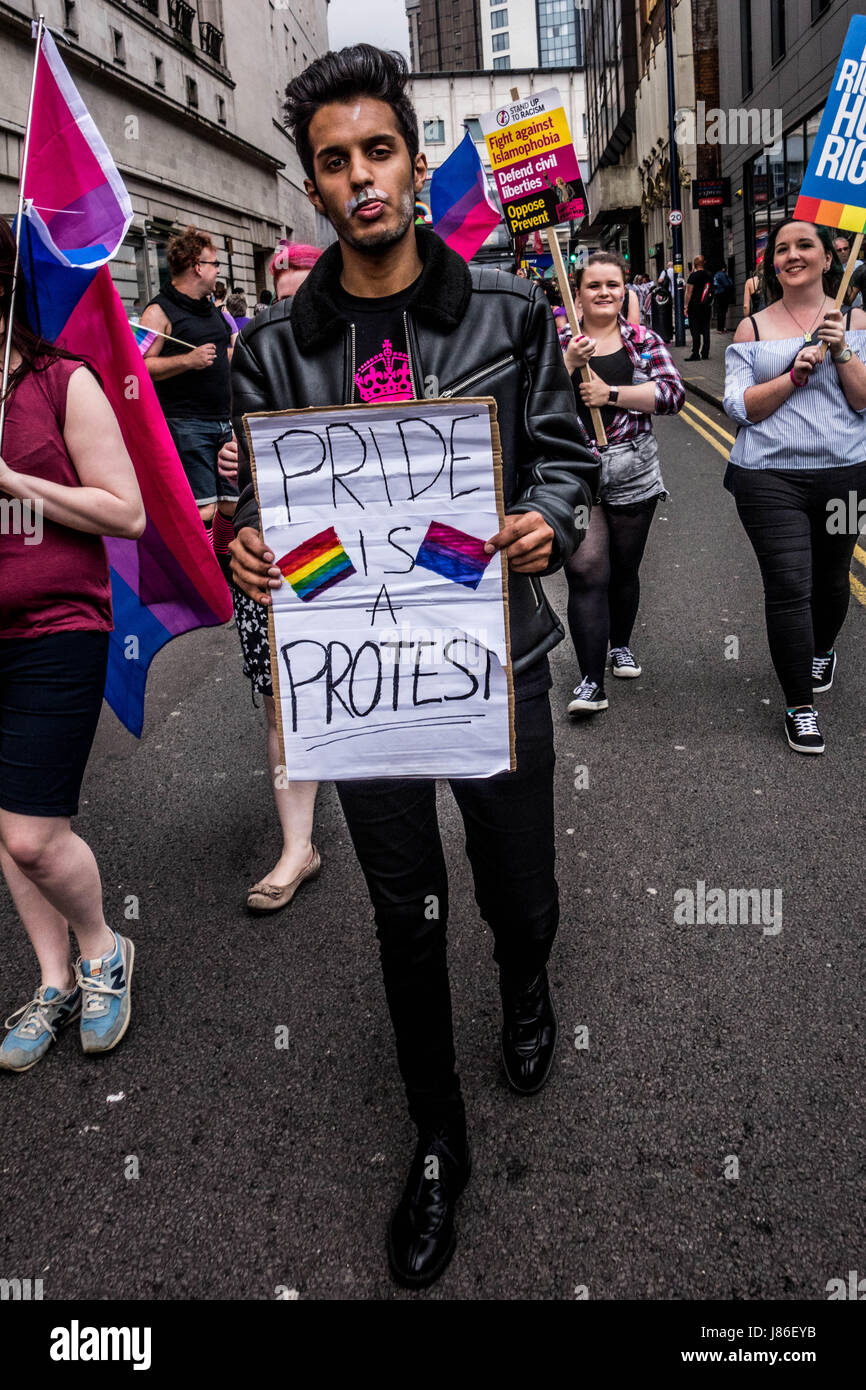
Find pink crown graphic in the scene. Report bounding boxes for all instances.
[355,339,413,401]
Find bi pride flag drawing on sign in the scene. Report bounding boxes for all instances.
[243,400,515,782]
[795,14,866,233]
[479,89,588,238]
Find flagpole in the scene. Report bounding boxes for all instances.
[0,13,45,452]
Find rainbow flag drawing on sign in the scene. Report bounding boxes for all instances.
[414,520,493,590]
[277,527,356,601]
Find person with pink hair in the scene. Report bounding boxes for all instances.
[267,240,323,303]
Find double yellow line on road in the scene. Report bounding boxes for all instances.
[678,399,866,608]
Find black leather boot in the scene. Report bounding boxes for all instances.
[500,966,558,1094]
[387,1120,471,1289]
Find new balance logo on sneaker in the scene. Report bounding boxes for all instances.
[76,931,135,1055]
[0,983,81,1073]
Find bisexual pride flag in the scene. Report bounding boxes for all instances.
[431,131,502,263]
[277,527,356,602]
[414,520,493,590]
[130,323,159,355]
[15,24,232,736]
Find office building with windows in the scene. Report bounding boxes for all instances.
[478,0,583,71]
[719,0,859,322]
[0,0,331,309]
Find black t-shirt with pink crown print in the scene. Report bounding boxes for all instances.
[331,277,419,403]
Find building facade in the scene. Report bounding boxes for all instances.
[410,0,484,72]
[0,0,331,311]
[411,67,589,265]
[719,0,861,322]
[478,0,583,71]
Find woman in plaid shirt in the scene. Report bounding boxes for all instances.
[563,251,685,715]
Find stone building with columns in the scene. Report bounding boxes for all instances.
[0,0,332,310]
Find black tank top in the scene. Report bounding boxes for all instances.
[149,282,232,419]
[572,346,633,439]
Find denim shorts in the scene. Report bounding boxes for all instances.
[599,432,667,508]
[166,417,237,505]
[0,630,109,818]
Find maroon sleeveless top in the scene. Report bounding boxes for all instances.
[0,357,112,639]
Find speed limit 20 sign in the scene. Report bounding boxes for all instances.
[668,210,683,226]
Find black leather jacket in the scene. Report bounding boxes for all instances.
[230,228,599,673]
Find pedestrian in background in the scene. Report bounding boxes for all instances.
[0,218,144,1073]
[226,291,250,332]
[743,257,765,317]
[218,244,324,918]
[723,217,866,755]
[685,254,713,360]
[563,251,684,716]
[713,264,734,332]
[253,288,274,315]
[137,227,236,570]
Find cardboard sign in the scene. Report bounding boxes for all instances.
[243,399,515,781]
[480,88,588,236]
[794,14,866,232]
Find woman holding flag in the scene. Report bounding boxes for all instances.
[723,218,866,754]
[0,218,144,1072]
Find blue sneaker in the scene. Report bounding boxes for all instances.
[76,931,135,1055]
[0,982,81,1073]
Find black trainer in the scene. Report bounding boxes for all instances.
[785,706,824,755]
[812,649,836,694]
[567,677,608,715]
[387,1122,471,1289]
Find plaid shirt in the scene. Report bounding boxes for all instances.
[575,316,685,447]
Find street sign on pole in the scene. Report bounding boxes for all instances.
[668,209,683,227]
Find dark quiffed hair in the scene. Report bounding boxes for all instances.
[574,250,628,290]
[762,218,843,304]
[284,45,419,183]
[0,216,94,404]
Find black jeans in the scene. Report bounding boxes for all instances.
[689,311,711,358]
[336,691,558,1130]
[729,462,866,706]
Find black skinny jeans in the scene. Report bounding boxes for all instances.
[730,462,866,706]
[336,690,558,1131]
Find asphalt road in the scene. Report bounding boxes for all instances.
[2,402,865,1302]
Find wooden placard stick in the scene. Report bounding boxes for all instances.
[508,86,606,446]
[817,228,864,361]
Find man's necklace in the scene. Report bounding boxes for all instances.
[779,297,829,344]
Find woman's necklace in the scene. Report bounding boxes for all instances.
[779,295,829,344]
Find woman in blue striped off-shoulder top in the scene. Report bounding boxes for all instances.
[723,217,866,755]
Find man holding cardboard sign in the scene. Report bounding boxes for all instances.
[229,45,598,1290]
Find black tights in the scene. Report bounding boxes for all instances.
[565,496,659,687]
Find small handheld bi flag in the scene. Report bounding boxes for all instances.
[414,520,493,590]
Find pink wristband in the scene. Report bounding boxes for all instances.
[790,368,806,387]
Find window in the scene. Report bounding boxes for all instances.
[185,76,199,108]
[153,55,165,88]
[491,9,508,29]
[423,118,445,144]
[493,56,510,68]
[492,32,508,51]
[465,118,484,142]
[112,29,126,64]
[740,0,753,95]
[582,113,587,136]
[216,95,227,124]
[63,0,77,34]
[771,0,786,65]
